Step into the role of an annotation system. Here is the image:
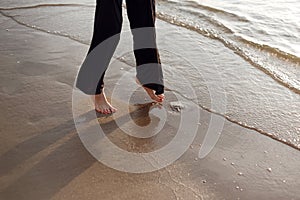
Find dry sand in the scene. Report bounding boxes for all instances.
[1,10,300,200]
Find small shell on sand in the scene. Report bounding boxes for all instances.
[170,101,185,112]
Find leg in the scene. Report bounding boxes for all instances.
[76,0,123,113]
[77,0,123,95]
[126,0,164,102]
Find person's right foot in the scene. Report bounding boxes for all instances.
[135,78,165,103]
[91,90,117,114]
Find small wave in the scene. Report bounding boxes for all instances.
[237,36,300,63]
[0,10,89,46]
[0,3,93,11]
[0,3,93,46]
[158,0,300,63]
[185,0,250,22]
[156,1,300,95]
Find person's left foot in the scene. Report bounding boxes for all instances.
[91,90,117,114]
[136,78,165,103]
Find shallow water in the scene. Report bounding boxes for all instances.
[157,0,300,94]
[0,0,299,150]
[188,0,300,57]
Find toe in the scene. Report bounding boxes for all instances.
[104,108,110,114]
[150,94,161,102]
[157,94,165,102]
[107,108,112,114]
[151,93,164,102]
[100,108,106,114]
[95,108,103,114]
[157,94,164,99]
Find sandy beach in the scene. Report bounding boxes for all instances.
[1,2,300,200]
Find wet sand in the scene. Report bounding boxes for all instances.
[1,9,300,200]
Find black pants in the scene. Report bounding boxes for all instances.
[76,0,164,95]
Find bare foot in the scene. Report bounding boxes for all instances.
[91,90,117,114]
[136,78,165,103]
